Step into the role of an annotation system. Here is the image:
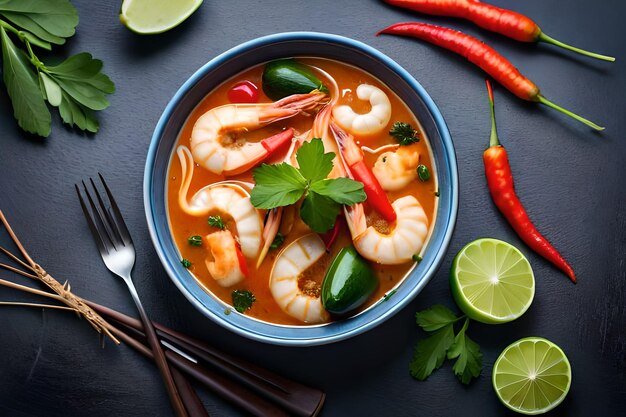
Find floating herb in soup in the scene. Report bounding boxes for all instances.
[167,57,438,325]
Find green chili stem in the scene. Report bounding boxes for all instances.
[537,95,605,131]
[539,32,615,62]
[485,80,500,147]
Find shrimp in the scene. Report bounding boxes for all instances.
[191,92,327,175]
[330,123,429,264]
[177,146,263,258]
[349,196,429,265]
[372,145,420,191]
[205,230,248,287]
[269,234,330,324]
[332,84,391,136]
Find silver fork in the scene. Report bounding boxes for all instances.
[76,174,188,417]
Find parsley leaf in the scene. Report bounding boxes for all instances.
[415,304,459,332]
[310,178,366,205]
[270,232,285,250]
[250,163,307,209]
[0,27,51,136]
[409,323,454,380]
[390,121,420,146]
[250,138,366,232]
[447,318,483,384]
[300,191,341,233]
[208,215,225,230]
[0,0,78,45]
[0,2,113,137]
[232,290,256,313]
[296,138,335,182]
[410,305,482,384]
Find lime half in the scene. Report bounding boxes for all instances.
[493,337,572,415]
[450,238,534,324]
[120,0,203,34]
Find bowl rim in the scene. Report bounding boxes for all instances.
[144,31,458,346]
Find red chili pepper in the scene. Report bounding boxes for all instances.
[234,242,250,278]
[228,80,260,103]
[383,0,615,61]
[483,80,576,283]
[378,23,604,131]
[329,122,397,223]
[320,215,344,249]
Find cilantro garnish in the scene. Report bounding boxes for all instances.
[409,305,482,384]
[232,290,256,313]
[188,235,202,246]
[208,215,225,230]
[250,138,366,233]
[0,2,114,137]
[390,121,420,146]
[181,258,192,268]
[270,233,285,250]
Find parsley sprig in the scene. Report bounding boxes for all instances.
[0,0,114,137]
[250,138,366,233]
[410,305,482,384]
[389,121,420,146]
[231,290,255,314]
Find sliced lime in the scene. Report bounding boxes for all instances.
[120,0,203,35]
[493,337,572,415]
[450,238,534,324]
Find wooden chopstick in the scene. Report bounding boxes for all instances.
[85,300,325,417]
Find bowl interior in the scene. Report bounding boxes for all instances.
[144,32,458,346]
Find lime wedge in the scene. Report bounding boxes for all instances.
[450,238,534,324]
[120,0,203,35]
[493,337,572,415]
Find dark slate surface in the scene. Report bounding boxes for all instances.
[1,1,625,416]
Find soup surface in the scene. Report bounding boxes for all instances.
[167,58,437,326]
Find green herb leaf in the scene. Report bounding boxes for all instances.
[300,191,341,233]
[208,215,225,230]
[47,53,115,94]
[232,290,256,313]
[447,318,482,384]
[409,323,454,380]
[39,72,61,106]
[296,138,335,182]
[417,164,430,182]
[58,90,99,132]
[250,163,307,209]
[415,304,459,332]
[310,178,366,205]
[270,232,285,250]
[412,254,423,263]
[0,27,50,136]
[390,121,419,146]
[187,235,202,246]
[45,61,113,111]
[181,258,192,268]
[0,0,78,43]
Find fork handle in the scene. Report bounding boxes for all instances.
[127,282,189,417]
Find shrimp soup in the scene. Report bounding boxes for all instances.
[167,58,438,326]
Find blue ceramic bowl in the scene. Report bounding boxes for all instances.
[144,32,458,346]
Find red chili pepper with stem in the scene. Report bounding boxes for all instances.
[483,80,576,283]
[383,0,615,62]
[378,23,604,131]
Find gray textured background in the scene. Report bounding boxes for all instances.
[1,0,625,416]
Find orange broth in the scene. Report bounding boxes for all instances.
[166,58,438,326]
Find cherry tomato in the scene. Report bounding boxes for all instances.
[227,80,259,103]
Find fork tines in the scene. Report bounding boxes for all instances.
[75,174,132,255]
